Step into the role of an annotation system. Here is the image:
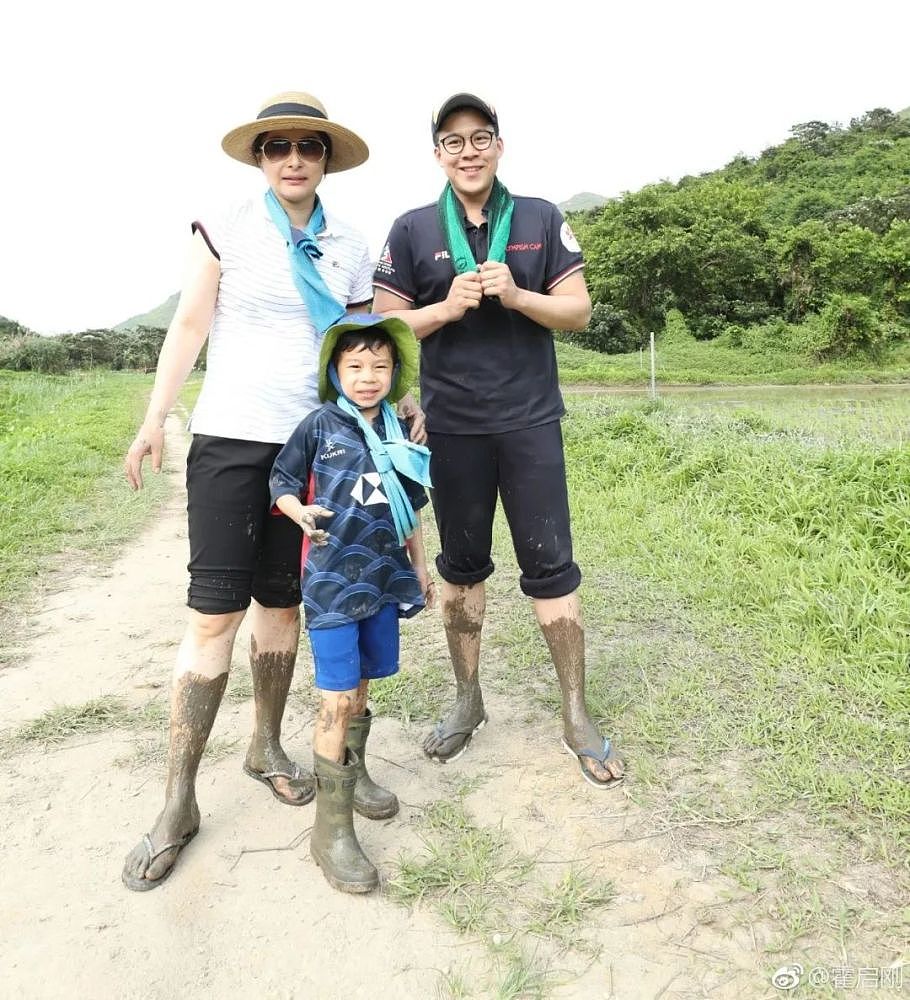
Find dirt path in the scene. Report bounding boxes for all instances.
[0,419,892,999]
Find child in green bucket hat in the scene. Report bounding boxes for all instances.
[269,313,433,893]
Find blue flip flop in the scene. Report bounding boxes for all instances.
[561,737,624,789]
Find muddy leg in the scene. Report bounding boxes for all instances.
[535,592,624,784]
[314,687,357,763]
[243,602,310,803]
[423,581,487,760]
[122,609,241,885]
[352,679,369,717]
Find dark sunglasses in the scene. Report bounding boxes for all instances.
[258,137,328,163]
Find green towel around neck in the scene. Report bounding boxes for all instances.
[437,178,514,274]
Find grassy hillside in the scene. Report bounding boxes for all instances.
[558,191,609,213]
[115,292,179,331]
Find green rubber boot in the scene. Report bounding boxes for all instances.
[310,750,379,894]
[347,709,400,820]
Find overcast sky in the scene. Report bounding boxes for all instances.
[2,0,908,333]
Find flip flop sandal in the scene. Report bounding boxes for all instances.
[561,737,625,790]
[243,761,315,806]
[425,713,488,764]
[122,827,199,892]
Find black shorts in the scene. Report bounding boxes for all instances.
[428,421,581,599]
[185,434,302,614]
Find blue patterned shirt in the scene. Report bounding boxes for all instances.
[269,403,428,629]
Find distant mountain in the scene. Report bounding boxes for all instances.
[115,293,179,331]
[559,192,609,213]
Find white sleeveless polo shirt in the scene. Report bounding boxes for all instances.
[188,196,373,444]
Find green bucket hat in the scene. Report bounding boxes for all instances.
[318,314,419,404]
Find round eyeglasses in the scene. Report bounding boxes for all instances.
[258,137,328,163]
[437,128,496,155]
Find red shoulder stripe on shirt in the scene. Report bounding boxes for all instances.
[371,280,415,304]
[545,261,585,292]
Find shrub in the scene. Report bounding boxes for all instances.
[720,317,796,354]
[806,294,884,361]
[0,317,30,340]
[0,335,70,374]
[568,302,642,354]
[660,308,695,345]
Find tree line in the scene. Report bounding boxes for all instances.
[4,107,908,371]
[568,107,910,360]
[0,321,189,375]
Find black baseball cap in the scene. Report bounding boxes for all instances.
[431,93,499,142]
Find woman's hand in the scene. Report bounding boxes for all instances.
[124,424,165,491]
[299,505,334,546]
[397,393,427,445]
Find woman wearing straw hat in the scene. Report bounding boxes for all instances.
[121,92,423,891]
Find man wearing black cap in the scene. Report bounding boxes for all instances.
[372,93,624,788]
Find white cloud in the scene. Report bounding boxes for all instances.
[2,0,907,332]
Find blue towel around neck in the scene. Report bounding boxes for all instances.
[264,190,346,335]
[329,365,432,544]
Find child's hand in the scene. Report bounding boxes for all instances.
[299,505,333,546]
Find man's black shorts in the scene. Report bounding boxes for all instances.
[185,434,302,614]
[428,421,581,599]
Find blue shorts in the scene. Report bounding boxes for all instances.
[308,603,400,692]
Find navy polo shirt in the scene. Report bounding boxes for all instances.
[374,195,585,435]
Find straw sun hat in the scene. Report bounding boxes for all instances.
[221,91,369,173]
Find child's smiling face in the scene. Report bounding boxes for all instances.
[336,341,395,417]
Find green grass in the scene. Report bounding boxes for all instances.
[553,392,910,856]
[368,661,451,724]
[6,694,168,752]
[527,870,616,940]
[555,337,910,386]
[478,390,910,968]
[389,799,535,921]
[12,695,135,743]
[0,371,168,605]
[389,796,614,994]
[3,691,240,770]
[114,733,238,770]
[3,367,908,985]
[0,370,203,659]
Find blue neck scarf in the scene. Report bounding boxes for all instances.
[265,190,346,335]
[330,366,432,545]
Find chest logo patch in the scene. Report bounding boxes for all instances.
[351,472,388,507]
[320,440,346,461]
